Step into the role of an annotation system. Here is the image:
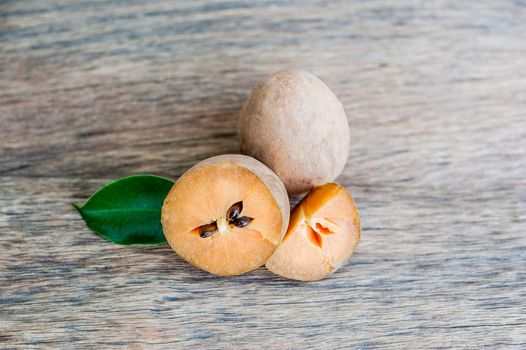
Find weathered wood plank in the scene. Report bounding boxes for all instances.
[1,0,525,348]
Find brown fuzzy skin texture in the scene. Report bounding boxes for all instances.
[238,69,350,195]
[193,154,290,234]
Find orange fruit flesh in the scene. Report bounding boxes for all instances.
[266,183,360,281]
[162,161,284,276]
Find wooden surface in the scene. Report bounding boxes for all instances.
[1,1,525,348]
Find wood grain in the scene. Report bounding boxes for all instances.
[1,0,525,348]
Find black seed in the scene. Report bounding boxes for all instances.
[231,216,253,228]
[227,201,243,221]
[199,222,218,238]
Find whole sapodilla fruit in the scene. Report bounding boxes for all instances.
[238,69,350,195]
[266,183,360,281]
[161,154,290,276]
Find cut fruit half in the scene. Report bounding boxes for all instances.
[161,155,290,276]
[266,183,360,281]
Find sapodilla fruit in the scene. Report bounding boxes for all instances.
[238,69,350,195]
[161,154,290,276]
[266,183,360,281]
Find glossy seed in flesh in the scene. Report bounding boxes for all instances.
[231,216,253,228]
[199,222,218,238]
[227,201,243,221]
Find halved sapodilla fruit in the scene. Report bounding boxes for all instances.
[161,154,290,276]
[266,183,360,281]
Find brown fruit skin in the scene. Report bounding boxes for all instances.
[238,69,350,195]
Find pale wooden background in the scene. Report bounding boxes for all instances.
[1,1,525,348]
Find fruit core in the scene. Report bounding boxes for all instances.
[197,201,254,238]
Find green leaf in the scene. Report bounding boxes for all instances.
[74,174,174,245]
